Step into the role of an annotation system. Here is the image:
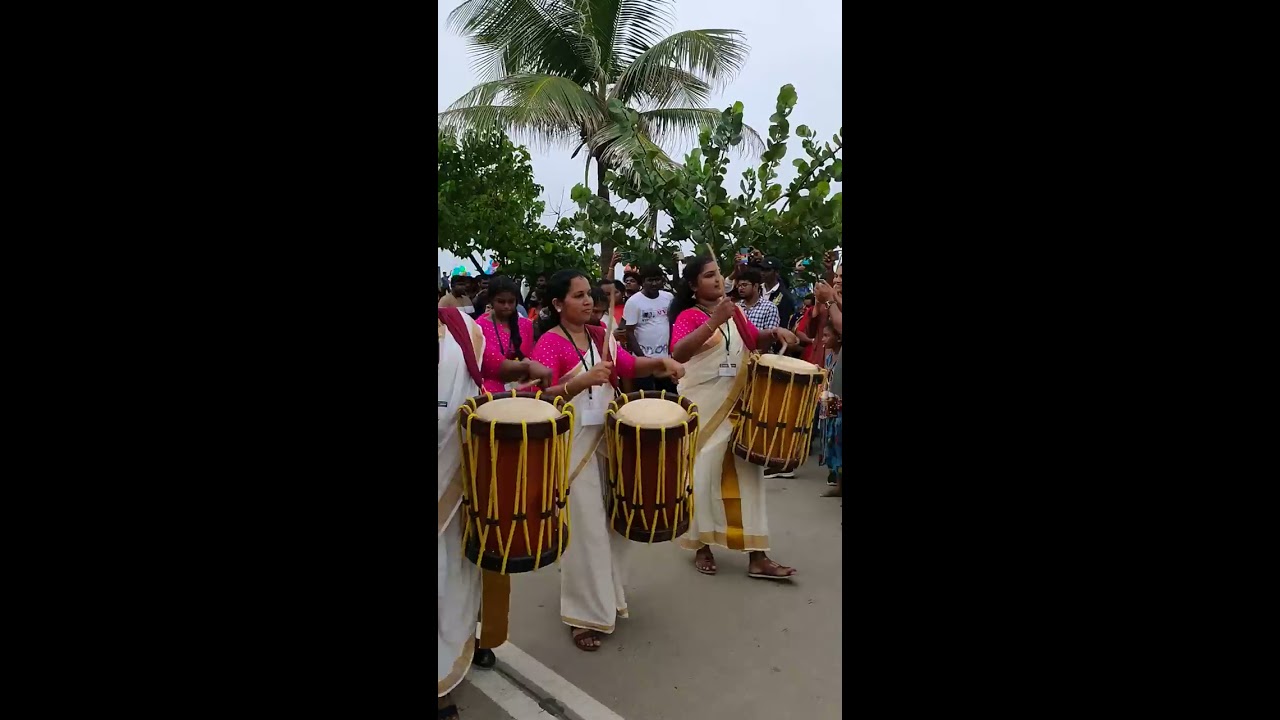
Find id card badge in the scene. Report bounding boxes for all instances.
[437,399,450,420]
[718,361,738,378]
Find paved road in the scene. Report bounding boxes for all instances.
[452,455,842,719]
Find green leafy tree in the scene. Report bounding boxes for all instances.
[570,84,842,284]
[439,128,594,283]
[440,0,763,276]
[493,215,597,283]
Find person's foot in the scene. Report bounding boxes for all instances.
[826,471,838,486]
[473,646,496,668]
[438,694,460,719]
[693,547,717,575]
[764,470,795,479]
[747,553,797,580]
[571,627,603,651]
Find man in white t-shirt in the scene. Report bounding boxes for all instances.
[623,264,676,394]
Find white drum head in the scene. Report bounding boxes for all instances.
[474,397,561,422]
[756,353,822,375]
[614,398,688,428]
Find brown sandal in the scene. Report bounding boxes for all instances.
[571,628,603,651]
[693,549,718,575]
[747,558,797,580]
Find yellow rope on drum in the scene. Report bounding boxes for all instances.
[660,422,670,540]
[635,423,648,533]
[485,421,510,573]
[691,421,699,520]
[515,421,531,573]
[769,373,794,461]
[782,373,822,467]
[765,374,797,463]
[558,404,574,560]
[674,420,689,530]
[743,361,768,459]
[465,412,481,548]
[683,414,699,523]
[535,416,549,567]
[463,404,478,543]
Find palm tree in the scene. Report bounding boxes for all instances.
[440,0,763,275]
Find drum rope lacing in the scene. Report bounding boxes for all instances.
[459,389,574,574]
[606,390,699,543]
[735,355,824,469]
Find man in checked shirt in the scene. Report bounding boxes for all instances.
[734,266,781,334]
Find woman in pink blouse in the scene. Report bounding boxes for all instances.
[476,276,536,394]
[524,270,683,652]
[668,253,800,581]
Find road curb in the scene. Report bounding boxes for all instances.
[489,642,626,720]
[491,660,572,718]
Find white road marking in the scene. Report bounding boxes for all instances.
[467,667,554,718]
[492,642,626,720]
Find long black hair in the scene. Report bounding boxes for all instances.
[668,253,718,342]
[486,275,525,360]
[534,269,590,338]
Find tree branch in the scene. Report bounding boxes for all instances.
[778,138,843,213]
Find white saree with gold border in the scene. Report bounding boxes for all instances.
[437,313,486,697]
[557,339,633,634]
[676,310,772,552]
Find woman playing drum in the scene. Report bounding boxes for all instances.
[524,270,684,652]
[437,306,552,719]
[476,275,536,394]
[668,254,801,580]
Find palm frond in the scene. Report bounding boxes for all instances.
[443,74,606,131]
[438,105,584,154]
[448,0,598,85]
[613,29,749,103]
[620,66,711,108]
[614,0,674,65]
[639,107,765,158]
[586,122,680,181]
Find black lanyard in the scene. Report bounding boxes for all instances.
[561,324,597,400]
[696,307,732,355]
[491,316,508,357]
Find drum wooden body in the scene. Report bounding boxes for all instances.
[604,391,699,543]
[733,354,825,473]
[458,392,573,574]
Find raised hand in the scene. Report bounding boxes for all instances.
[581,361,615,388]
[708,296,737,326]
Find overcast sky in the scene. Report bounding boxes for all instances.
[437,0,843,279]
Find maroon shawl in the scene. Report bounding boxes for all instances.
[438,307,483,388]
